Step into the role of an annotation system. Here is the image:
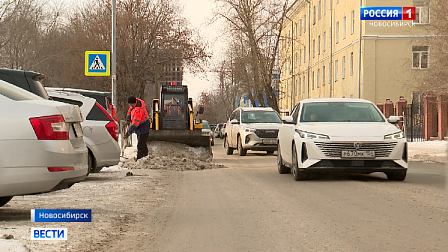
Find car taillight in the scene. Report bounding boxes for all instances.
[30,115,69,140]
[95,102,119,141]
[106,121,119,141]
[48,167,75,172]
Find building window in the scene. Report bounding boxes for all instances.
[304,46,306,63]
[317,68,320,88]
[343,16,346,39]
[300,19,303,35]
[313,39,315,58]
[318,35,321,55]
[412,46,429,69]
[337,0,339,3]
[312,71,315,90]
[350,52,354,76]
[318,1,322,20]
[299,49,302,66]
[313,6,316,24]
[295,52,298,67]
[336,21,339,44]
[335,60,339,81]
[351,11,355,34]
[414,0,430,24]
[322,66,326,86]
[303,76,306,93]
[298,77,301,94]
[295,79,298,95]
[304,15,306,32]
[324,0,327,15]
[329,63,332,83]
[342,56,346,79]
[295,23,298,39]
[323,31,326,52]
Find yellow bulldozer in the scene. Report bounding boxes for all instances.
[148,83,211,149]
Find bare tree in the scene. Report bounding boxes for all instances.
[213,0,289,111]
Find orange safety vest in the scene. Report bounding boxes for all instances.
[127,98,149,128]
[109,104,118,122]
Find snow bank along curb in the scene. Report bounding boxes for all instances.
[408,141,447,163]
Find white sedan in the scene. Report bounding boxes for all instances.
[0,80,88,207]
[277,98,408,181]
[47,90,120,173]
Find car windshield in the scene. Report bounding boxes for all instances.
[202,121,210,129]
[300,102,385,122]
[241,110,282,123]
[0,80,44,101]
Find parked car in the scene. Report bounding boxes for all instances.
[202,120,214,146]
[47,90,120,173]
[219,123,226,139]
[225,107,283,156]
[277,98,408,181]
[0,68,49,99]
[0,80,88,207]
[214,123,223,138]
[45,87,110,110]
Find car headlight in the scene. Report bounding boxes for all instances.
[384,131,404,139]
[295,129,329,139]
[244,127,256,133]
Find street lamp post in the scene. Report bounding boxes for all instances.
[111,0,117,108]
[284,15,294,112]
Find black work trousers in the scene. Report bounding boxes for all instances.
[136,132,149,160]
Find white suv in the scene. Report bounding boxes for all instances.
[224,107,283,156]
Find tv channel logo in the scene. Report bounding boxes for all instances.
[361,7,415,20]
[31,228,67,240]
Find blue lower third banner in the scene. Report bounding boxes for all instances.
[31,228,68,240]
[31,209,92,222]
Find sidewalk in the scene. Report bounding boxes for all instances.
[408,141,447,163]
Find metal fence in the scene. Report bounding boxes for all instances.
[403,99,424,142]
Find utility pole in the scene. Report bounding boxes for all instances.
[111,0,117,107]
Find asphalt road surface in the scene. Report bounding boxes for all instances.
[150,138,448,252]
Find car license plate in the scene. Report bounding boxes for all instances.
[341,150,375,158]
[262,139,277,144]
[73,123,83,138]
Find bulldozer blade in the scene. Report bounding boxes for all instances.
[147,130,211,148]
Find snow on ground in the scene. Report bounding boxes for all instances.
[408,140,448,163]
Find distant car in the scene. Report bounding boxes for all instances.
[277,98,408,181]
[219,123,226,139]
[225,107,283,156]
[0,80,88,207]
[214,123,223,138]
[202,120,214,146]
[47,90,120,173]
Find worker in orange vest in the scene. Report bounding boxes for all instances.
[106,96,118,122]
[124,96,150,160]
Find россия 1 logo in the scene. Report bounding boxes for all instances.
[360,7,415,20]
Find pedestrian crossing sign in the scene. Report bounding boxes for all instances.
[85,51,110,76]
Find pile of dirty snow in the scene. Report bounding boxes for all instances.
[122,141,225,171]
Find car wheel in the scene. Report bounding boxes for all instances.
[238,136,247,156]
[225,136,234,155]
[292,144,307,181]
[277,144,290,174]
[0,196,13,207]
[266,150,274,155]
[87,151,101,174]
[385,170,407,181]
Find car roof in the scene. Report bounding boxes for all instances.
[237,107,275,112]
[299,98,374,104]
[45,87,110,96]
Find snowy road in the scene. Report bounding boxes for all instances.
[0,139,447,251]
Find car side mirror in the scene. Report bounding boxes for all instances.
[387,116,400,124]
[198,106,204,115]
[230,119,239,124]
[282,116,294,124]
